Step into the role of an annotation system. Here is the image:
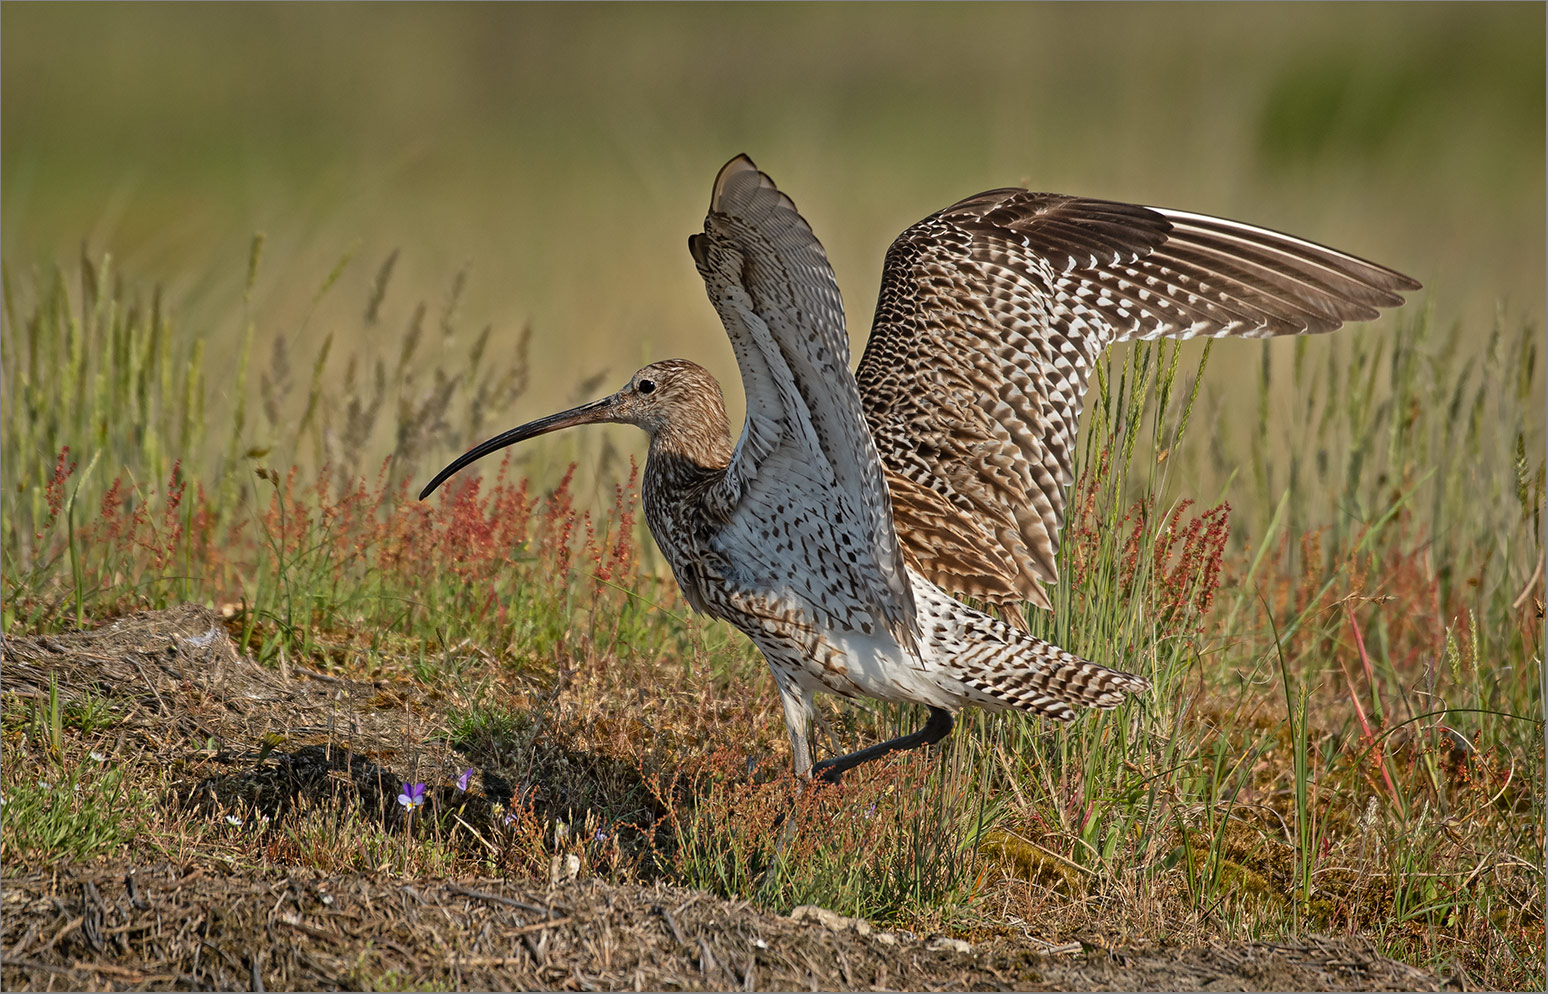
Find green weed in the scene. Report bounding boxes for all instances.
[0,755,150,862]
[653,748,991,924]
[0,244,1540,987]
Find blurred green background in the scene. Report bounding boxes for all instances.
[3,2,1543,480]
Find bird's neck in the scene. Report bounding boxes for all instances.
[637,390,734,553]
[638,436,731,584]
[639,421,733,544]
[644,401,734,474]
[643,424,732,488]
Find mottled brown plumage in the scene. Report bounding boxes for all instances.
[857,190,1420,613]
[422,155,1418,780]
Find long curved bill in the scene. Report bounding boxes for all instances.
[418,395,617,500]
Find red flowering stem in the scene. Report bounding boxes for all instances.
[1344,605,1400,808]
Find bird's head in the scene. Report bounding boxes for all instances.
[606,359,728,438]
[419,358,731,500]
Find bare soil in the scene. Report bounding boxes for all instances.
[0,607,1456,992]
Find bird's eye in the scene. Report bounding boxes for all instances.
[638,378,657,395]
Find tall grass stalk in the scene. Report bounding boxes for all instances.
[65,447,101,627]
[1,247,538,634]
[1,253,1540,989]
[1270,601,1315,913]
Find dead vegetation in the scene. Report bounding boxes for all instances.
[2,861,1452,992]
[0,605,1464,991]
[2,260,1540,989]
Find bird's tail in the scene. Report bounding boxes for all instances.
[917,581,1150,720]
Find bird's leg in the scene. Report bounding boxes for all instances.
[811,707,954,784]
[774,678,815,778]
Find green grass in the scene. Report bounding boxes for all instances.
[4,251,1538,985]
[3,22,1546,969]
[3,17,1538,982]
[3,6,1541,449]
[0,684,151,863]
[0,762,150,863]
[654,746,995,926]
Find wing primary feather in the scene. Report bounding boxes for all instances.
[857,186,1418,611]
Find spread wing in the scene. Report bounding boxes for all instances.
[856,189,1421,611]
[689,155,917,648]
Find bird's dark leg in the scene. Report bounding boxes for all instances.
[810,706,954,783]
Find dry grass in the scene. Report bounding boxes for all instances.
[0,605,1461,991]
[2,75,1542,982]
[1,862,1451,991]
[2,336,1540,985]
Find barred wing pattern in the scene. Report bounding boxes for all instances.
[856,190,1420,611]
[690,155,919,648]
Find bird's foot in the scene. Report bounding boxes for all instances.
[808,706,955,784]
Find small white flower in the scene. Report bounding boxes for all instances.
[225,814,243,827]
[89,751,108,762]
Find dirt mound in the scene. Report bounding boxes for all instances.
[2,861,1449,991]
[2,603,450,766]
[0,607,1456,991]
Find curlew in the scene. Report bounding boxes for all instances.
[421,155,1418,781]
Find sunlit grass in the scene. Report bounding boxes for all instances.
[3,8,1540,972]
[1,238,1541,987]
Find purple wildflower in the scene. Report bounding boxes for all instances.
[455,768,475,793]
[397,782,427,810]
